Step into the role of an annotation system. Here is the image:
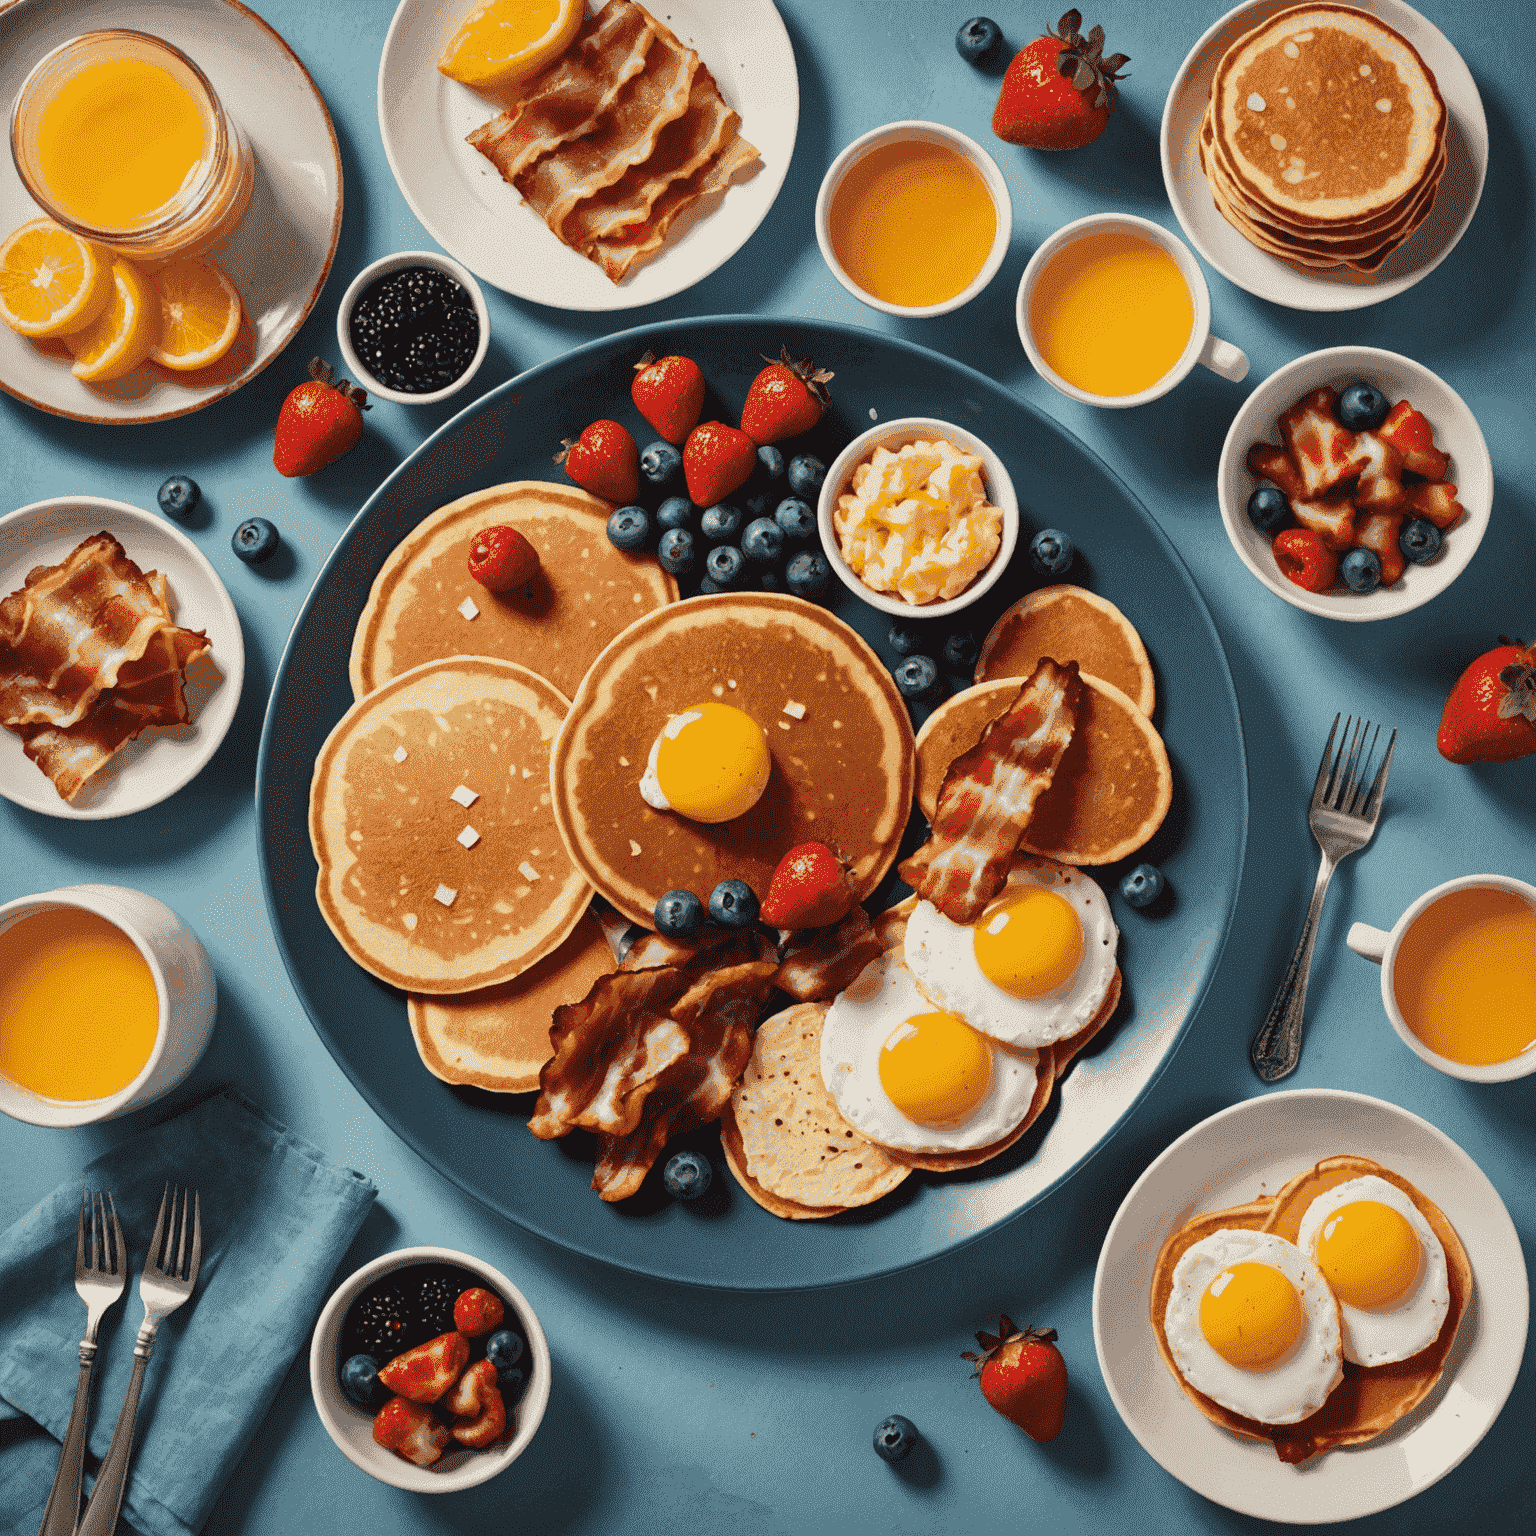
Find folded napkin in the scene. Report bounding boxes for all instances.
[0,1087,375,1536]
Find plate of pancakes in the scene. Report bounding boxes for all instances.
[1094,1089,1528,1522]
[257,315,1246,1288]
[1161,0,1488,310]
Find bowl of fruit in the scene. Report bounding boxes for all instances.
[1216,346,1492,621]
[309,1246,550,1492]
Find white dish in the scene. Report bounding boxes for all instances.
[0,496,244,819]
[0,0,341,425]
[1160,0,1488,311]
[1217,346,1491,621]
[1093,1089,1528,1523]
[377,0,798,311]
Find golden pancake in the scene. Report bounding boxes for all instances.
[311,657,590,993]
[349,481,677,703]
[550,592,915,927]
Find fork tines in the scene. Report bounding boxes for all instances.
[77,1189,123,1276]
[147,1185,202,1282]
[1317,714,1397,821]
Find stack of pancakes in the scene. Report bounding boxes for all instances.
[1200,5,1445,272]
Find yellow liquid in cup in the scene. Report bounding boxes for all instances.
[0,909,159,1100]
[1029,231,1195,397]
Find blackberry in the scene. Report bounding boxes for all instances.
[416,1274,461,1335]
[351,1286,410,1358]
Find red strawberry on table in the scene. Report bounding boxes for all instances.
[683,420,757,506]
[740,346,834,445]
[372,1396,451,1466]
[632,351,706,445]
[962,1317,1068,1442]
[759,842,854,929]
[557,419,640,503]
[444,1358,507,1448]
[992,11,1128,151]
[272,357,369,477]
[1437,639,1536,764]
[377,1330,470,1404]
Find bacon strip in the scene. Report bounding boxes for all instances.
[899,659,1081,923]
[772,906,884,1003]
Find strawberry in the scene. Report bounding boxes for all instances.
[1378,400,1450,480]
[1273,527,1337,592]
[992,11,1128,151]
[452,1286,505,1337]
[683,420,757,506]
[467,526,540,592]
[372,1396,451,1467]
[759,842,854,929]
[740,346,834,445]
[1437,639,1536,764]
[376,1330,470,1404]
[557,419,639,503]
[632,351,706,444]
[444,1358,507,1448]
[962,1317,1068,1442]
[272,358,369,477]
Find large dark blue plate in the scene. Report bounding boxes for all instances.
[256,317,1247,1290]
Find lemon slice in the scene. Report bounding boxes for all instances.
[65,260,161,383]
[437,0,584,89]
[149,256,243,371]
[0,219,115,339]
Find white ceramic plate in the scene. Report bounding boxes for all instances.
[1093,1090,1528,1524]
[0,496,244,819]
[0,0,342,424]
[377,0,798,311]
[1160,0,1488,311]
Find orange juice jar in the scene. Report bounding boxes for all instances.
[9,30,254,265]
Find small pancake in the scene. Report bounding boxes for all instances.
[975,585,1154,717]
[310,657,590,993]
[349,481,677,703]
[408,906,618,1091]
[550,592,915,927]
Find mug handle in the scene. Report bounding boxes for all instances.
[1197,333,1248,382]
[1347,922,1391,963]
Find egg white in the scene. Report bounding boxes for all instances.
[820,951,1039,1154]
[905,856,1118,1049]
[1295,1175,1451,1367]
[1164,1229,1343,1426]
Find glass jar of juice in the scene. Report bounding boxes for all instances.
[9,30,254,265]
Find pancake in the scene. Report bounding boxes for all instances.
[549,592,915,928]
[311,656,590,993]
[349,481,677,704]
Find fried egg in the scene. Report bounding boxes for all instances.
[638,701,770,823]
[1295,1175,1450,1367]
[1163,1229,1343,1425]
[820,951,1039,1154]
[905,857,1117,1048]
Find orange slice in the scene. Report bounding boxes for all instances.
[0,219,114,339]
[65,260,161,383]
[438,0,584,89]
[149,256,243,371]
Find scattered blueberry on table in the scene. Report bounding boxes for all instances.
[1030,528,1074,576]
[955,16,1002,64]
[893,655,941,701]
[157,474,200,521]
[887,624,921,656]
[943,631,978,668]
[663,1150,713,1200]
[784,551,830,599]
[873,1414,918,1463]
[774,496,815,541]
[742,516,784,564]
[658,527,696,575]
[787,454,825,497]
[756,444,785,481]
[701,503,743,542]
[657,495,693,531]
[231,517,278,565]
[1119,863,1164,908]
[706,544,746,587]
[640,440,682,488]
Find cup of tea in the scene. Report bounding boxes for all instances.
[1017,212,1249,408]
[0,884,216,1127]
[1347,874,1536,1083]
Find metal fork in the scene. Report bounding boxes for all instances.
[38,1192,126,1536]
[77,1188,201,1536]
[1249,715,1397,1083]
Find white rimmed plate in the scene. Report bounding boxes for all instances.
[1160,0,1488,311]
[377,0,798,311]
[0,0,342,424]
[0,496,244,819]
[1093,1089,1528,1523]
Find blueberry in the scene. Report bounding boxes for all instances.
[1399,518,1442,564]
[756,445,785,481]
[1340,546,1382,592]
[662,1149,713,1200]
[873,1414,918,1463]
[955,16,1002,64]
[784,551,830,599]
[658,528,696,576]
[774,497,816,542]
[706,544,746,587]
[1119,863,1164,908]
[887,624,921,656]
[943,631,978,669]
[700,503,743,542]
[484,1328,525,1380]
[893,655,941,701]
[655,889,705,939]
[607,505,650,551]
[640,440,682,487]
[1338,381,1389,431]
[657,496,694,532]
[157,475,200,521]
[787,454,826,497]
[742,516,785,565]
[1246,484,1292,535]
[1030,528,1074,577]
[708,878,759,928]
[339,1354,383,1410]
[231,517,279,565]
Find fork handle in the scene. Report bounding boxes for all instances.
[38,1350,97,1536]
[1250,850,1338,1082]
[77,1336,155,1536]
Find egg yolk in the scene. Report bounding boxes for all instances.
[654,702,771,823]
[879,1010,992,1125]
[1199,1262,1305,1370]
[972,886,1084,998]
[1313,1200,1422,1310]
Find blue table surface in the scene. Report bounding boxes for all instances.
[2,0,1533,1530]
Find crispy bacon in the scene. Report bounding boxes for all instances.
[772,905,884,1003]
[1355,511,1407,586]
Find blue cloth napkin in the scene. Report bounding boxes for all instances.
[0,1087,375,1536]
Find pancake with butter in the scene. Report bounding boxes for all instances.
[550,593,915,928]
[311,656,590,993]
[349,481,677,703]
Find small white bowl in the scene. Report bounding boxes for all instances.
[309,1245,550,1493]
[1217,346,1492,622]
[816,417,1019,620]
[814,121,1012,319]
[336,250,491,406]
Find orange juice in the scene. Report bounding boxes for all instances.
[829,140,996,308]
[0,909,159,1100]
[1029,231,1194,397]
[1393,888,1536,1066]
